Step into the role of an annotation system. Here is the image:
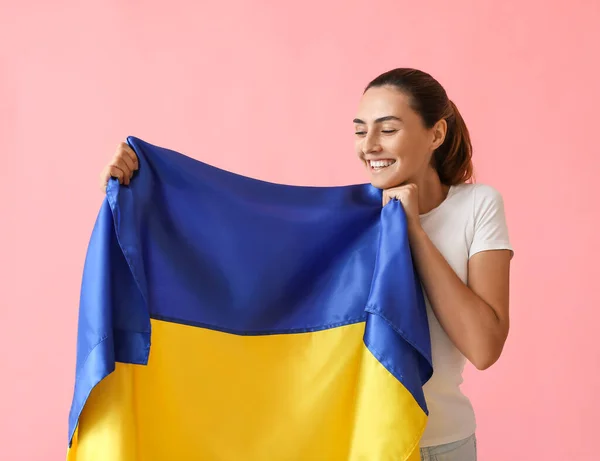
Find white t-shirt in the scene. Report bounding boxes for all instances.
[418,183,513,447]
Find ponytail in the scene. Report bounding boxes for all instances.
[433,100,474,185]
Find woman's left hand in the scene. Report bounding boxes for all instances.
[382,184,422,234]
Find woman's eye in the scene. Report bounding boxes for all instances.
[355,131,366,136]
[382,130,397,134]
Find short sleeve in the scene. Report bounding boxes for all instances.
[469,184,514,259]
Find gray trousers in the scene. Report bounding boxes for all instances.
[420,434,477,461]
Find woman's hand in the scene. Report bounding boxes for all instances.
[99,142,139,192]
[382,184,421,234]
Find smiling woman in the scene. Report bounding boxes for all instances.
[353,68,513,461]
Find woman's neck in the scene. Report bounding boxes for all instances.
[413,171,450,215]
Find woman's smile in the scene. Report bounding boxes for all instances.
[367,159,397,171]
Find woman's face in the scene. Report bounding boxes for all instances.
[354,86,441,190]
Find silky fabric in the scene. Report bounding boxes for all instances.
[67,136,433,460]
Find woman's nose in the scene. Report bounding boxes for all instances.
[362,133,382,155]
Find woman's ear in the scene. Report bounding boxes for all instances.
[431,119,447,151]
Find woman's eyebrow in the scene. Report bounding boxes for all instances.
[353,116,402,124]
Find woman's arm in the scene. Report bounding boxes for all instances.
[382,183,512,371]
[408,227,511,370]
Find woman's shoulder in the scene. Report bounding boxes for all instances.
[450,183,509,237]
[451,182,505,208]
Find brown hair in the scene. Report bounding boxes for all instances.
[365,68,474,185]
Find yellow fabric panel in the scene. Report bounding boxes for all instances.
[68,319,426,461]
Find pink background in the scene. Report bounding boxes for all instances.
[2,1,599,460]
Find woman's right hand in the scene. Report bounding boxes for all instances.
[100,141,139,192]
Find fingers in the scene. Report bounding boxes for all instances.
[382,184,416,207]
[100,164,126,192]
[383,184,417,200]
[110,163,129,185]
[382,189,402,206]
[109,157,131,185]
[382,191,391,207]
[119,142,139,173]
[99,142,140,193]
[115,142,139,180]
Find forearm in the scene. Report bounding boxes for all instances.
[408,225,508,370]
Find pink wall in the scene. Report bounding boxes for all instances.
[2,1,599,459]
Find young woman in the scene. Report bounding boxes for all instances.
[100,68,513,461]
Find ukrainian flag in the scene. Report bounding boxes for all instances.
[67,137,432,460]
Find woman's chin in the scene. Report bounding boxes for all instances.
[369,174,405,190]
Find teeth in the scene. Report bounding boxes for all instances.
[370,160,395,168]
